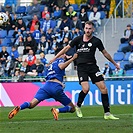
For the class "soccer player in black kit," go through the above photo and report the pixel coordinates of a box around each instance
[50,21,120,119]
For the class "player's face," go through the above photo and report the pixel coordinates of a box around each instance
[84,24,94,37]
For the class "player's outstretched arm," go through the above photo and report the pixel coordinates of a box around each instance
[59,53,78,70]
[50,45,71,64]
[101,49,120,70]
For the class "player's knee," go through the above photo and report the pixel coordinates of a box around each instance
[70,107,75,113]
[100,87,107,94]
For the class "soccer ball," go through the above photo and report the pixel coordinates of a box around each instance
[0,12,9,26]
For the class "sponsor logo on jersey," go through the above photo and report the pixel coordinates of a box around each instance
[88,43,92,47]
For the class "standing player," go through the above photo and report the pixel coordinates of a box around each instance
[8,52,77,120]
[50,21,120,120]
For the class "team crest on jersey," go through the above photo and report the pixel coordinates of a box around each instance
[88,43,92,47]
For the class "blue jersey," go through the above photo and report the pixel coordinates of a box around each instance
[46,58,65,82]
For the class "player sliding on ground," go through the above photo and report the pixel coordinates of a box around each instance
[8,52,77,120]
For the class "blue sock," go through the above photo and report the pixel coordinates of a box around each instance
[20,102,30,110]
[58,106,72,113]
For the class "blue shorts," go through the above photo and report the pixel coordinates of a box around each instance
[34,81,71,106]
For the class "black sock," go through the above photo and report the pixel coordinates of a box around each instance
[77,90,87,107]
[101,94,110,113]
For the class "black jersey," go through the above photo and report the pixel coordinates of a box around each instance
[69,35,105,65]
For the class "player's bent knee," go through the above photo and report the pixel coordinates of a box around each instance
[70,107,75,113]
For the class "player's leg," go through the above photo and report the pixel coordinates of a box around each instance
[8,84,50,119]
[51,83,75,120]
[8,98,39,119]
[95,81,119,120]
[76,69,90,118]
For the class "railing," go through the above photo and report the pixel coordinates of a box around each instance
[114,0,124,33]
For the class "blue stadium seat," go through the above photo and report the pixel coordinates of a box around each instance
[0,30,7,38]
[100,11,106,19]
[72,4,79,11]
[109,62,116,70]
[125,69,133,76]
[123,52,131,61]
[7,30,14,38]
[16,6,26,14]
[1,38,12,46]
[113,52,125,61]
[117,43,129,52]
[120,61,129,69]
[79,4,87,10]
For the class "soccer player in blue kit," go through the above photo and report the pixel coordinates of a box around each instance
[8,52,78,120]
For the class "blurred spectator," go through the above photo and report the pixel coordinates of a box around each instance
[15,57,23,71]
[11,13,18,30]
[36,59,44,76]
[13,17,26,37]
[4,56,15,76]
[99,0,111,18]
[14,29,24,46]
[122,38,133,53]
[53,6,61,20]
[61,0,71,17]
[89,5,101,34]
[32,24,41,45]
[66,6,77,20]
[42,6,50,19]
[79,7,88,28]
[10,46,19,62]
[60,26,71,42]
[23,34,37,54]
[113,62,124,76]
[18,70,26,82]
[3,0,17,13]
[71,14,83,31]
[41,14,55,34]
[25,49,36,73]
[59,16,72,30]
[71,28,83,39]
[37,35,48,54]
[101,62,113,77]
[82,0,100,11]
[12,70,20,82]
[39,52,49,76]
[27,14,41,33]
[48,35,58,54]
[22,0,41,22]
[120,24,132,43]
[124,52,133,71]
[0,62,4,77]
[47,0,58,13]
[0,46,9,66]
[1,11,13,33]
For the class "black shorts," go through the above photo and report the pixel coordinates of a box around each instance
[77,64,104,84]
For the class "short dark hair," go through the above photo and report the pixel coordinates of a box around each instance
[85,21,94,27]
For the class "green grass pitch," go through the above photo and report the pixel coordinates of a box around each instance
[0,105,133,133]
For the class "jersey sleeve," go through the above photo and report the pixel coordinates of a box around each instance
[69,36,82,48]
[97,39,105,52]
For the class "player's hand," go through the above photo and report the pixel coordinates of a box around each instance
[72,53,78,60]
[115,63,120,70]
